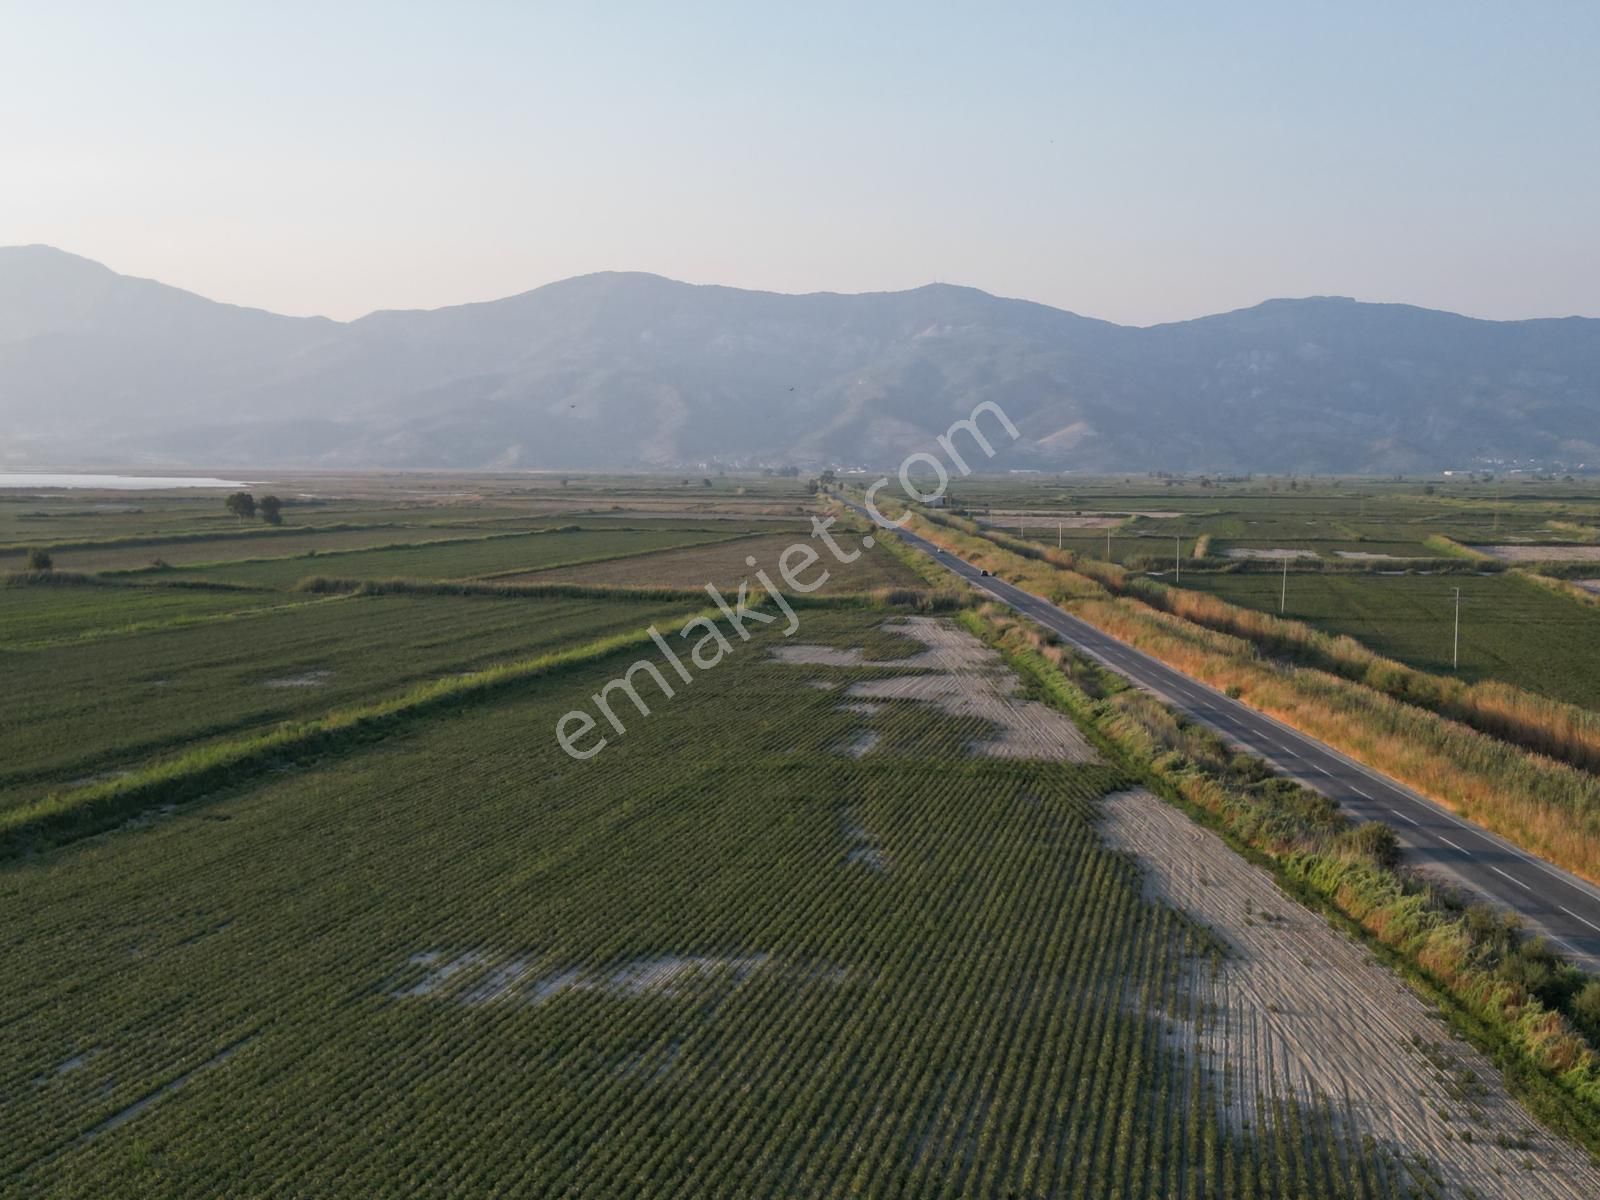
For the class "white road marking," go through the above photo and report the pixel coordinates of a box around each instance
[1438,836,1466,852]
[1559,905,1600,934]
[1388,809,1419,827]
[1490,865,1531,891]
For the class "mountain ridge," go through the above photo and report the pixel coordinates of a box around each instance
[3,245,1598,473]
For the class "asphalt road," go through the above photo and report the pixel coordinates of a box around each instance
[860,508,1600,972]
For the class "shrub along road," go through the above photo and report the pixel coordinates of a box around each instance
[850,501,1600,973]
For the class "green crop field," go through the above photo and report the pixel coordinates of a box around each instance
[0,592,700,812]
[0,582,293,647]
[1176,570,1600,709]
[10,474,1598,1196]
[0,609,1396,1198]
[141,527,754,590]
[0,526,520,574]
[956,478,1600,564]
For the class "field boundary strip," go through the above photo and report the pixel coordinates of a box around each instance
[293,574,970,611]
[464,528,770,582]
[0,593,356,651]
[0,611,715,858]
[98,526,575,578]
[0,521,407,558]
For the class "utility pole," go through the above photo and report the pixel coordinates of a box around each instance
[1106,526,1112,561]
[1057,522,1062,550]
[1453,586,1462,670]
[1175,535,1181,582]
[1280,554,1288,614]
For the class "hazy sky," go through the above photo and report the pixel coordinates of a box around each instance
[4,1,1597,324]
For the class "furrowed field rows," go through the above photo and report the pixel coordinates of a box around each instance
[502,531,927,592]
[0,593,699,812]
[0,582,296,648]
[0,611,1410,1199]
[141,527,755,589]
[0,500,253,544]
[1177,569,1600,709]
[0,526,511,574]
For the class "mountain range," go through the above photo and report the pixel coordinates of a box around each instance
[3,244,1598,474]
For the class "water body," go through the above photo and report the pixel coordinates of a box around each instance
[0,473,250,490]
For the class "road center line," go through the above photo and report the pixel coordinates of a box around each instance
[1489,865,1532,891]
[1559,905,1600,934]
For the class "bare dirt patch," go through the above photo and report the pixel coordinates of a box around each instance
[836,701,884,716]
[835,731,880,758]
[772,645,873,667]
[978,512,1124,529]
[1100,788,1600,1199]
[776,617,1099,762]
[1576,579,1600,596]
[1334,550,1407,561]
[841,809,889,872]
[1475,544,1600,563]
[394,950,781,1008]
[1224,547,1319,560]
[261,669,333,688]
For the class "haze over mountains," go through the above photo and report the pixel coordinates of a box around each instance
[3,244,1598,475]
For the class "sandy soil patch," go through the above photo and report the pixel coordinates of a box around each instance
[784,617,1099,762]
[978,513,1123,529]
[841,809,889,872]
[1335,550,1407,561]
[1100,788,1600,1198]
[1224,548,1319,560]
[395,950,778,1007]
[772,645,873,667]
[835,731,880,758]
[1476,544,1600,563]
[261,669,333,688]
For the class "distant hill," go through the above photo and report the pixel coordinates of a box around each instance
[3,245,1598,473]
